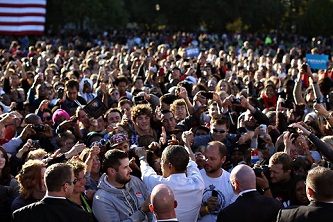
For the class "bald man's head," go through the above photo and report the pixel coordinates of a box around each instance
[150,184,177,219]
[230,164,256,194]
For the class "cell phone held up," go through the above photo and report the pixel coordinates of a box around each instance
[201,92,213,99]
[287,127,298,134]
[57,87,64,99]
[32,124,45,133]
[232,98,241,104]
[212,190,218,197]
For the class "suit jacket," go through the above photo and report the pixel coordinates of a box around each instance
[276,201,333,222]
[217,190,283,222]
[12,197,92,222]
[157,220,178,222]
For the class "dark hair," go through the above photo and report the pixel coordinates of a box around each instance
[102,149,128,172]
[56,132,76,147]
[44,163,72,192]
[114,76,128,86]
[131,104,152,120]
[162,145,189,172]
[65,79,79,91]
[319,77,333,95]
[290,175,307,205]
[211,114,230,129]
[0,147,11,185]
[105,108,122,119]
[118,99,132,108]
[159,94,177,106]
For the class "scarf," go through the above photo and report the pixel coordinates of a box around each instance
[261,93,277,108]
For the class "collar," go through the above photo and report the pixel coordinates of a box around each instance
[44,195,66,200]
[237,189,257,198]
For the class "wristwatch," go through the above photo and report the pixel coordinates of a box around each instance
[262,186,270,192]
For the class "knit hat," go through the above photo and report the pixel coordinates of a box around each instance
[52,109,70,124]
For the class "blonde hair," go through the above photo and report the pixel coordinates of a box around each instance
[26,149,47,161]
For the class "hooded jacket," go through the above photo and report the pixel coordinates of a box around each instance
[92,173,152,222]
[79,78,96,103]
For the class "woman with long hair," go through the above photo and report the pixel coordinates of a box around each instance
[11,160,46,211]
[0,147,19,220]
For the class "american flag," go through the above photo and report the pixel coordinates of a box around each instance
[0,0,46,35]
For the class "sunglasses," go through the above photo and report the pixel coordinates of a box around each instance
[212,128,226,134]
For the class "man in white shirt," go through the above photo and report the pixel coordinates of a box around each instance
[198,141,236,222]
[139,145,204,222]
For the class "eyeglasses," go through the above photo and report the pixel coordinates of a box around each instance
[212,128,226,134]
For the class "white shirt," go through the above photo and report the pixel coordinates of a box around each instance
[141,160,204,222]
[198,168,237,222]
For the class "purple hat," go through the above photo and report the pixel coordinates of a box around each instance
[52,109,70,124]
[110,133,128,148]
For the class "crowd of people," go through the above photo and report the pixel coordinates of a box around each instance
[0,30,333,222]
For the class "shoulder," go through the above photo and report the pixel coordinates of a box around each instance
[11,196,36,212]
[194,134,211,142]
[226,133,238,142]
[277,206,300,221]
[129,175,145,187]
[13,200,43,217]
[77,96,87,104]
[9,176,19,186]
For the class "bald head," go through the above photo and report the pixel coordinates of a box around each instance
[230,164,256,193]
[150,184,177,219]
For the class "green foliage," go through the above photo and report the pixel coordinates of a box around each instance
[298,0,333,36]
[44,0,333,37]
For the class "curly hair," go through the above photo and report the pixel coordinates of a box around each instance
[131,104,152,121]
[16,160,46,199]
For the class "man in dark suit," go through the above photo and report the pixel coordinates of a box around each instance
[12,163,92,222]
[149,184,179,222]
[217,164,283,222]
[276,166,333,222]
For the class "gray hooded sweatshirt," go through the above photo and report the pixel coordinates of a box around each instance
[92,173,152,222]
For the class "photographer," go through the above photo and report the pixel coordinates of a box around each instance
[289,122,333,163]
[293,63,323,116]
[56,116,83,141]
[255,152,294,207]
[250,124,276,159]
[314,102,333,135]
[26,75,48,112]
[3,60,29,95]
